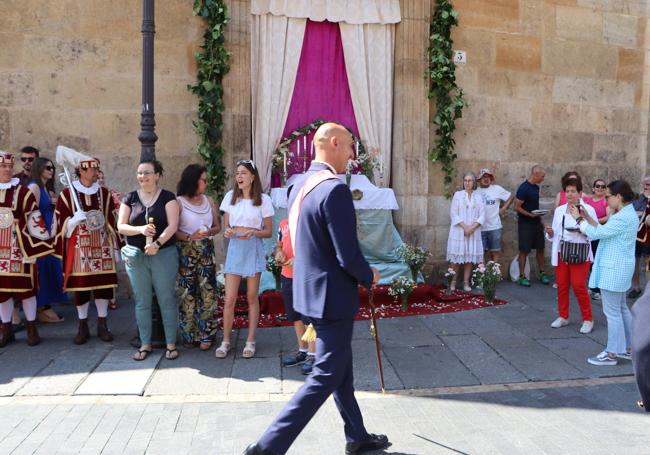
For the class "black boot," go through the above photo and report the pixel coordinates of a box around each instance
[0,322,15,347]
[96,317,113,342]
[73,319,90,345]
[26,321,41,346]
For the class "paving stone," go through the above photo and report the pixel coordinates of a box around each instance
[0,344,60,396]
[228,357,281,395]
[74,350,162,395]
[441,334,527,384]
[371,317,439,348]
[384,345,480,388]
[538,337,634,377]
[235,326,283,358]
[145,347,232,396]
[17,347,109,396]
[416,313,473,336]
[351,339,403,391]
[482,339,585,381]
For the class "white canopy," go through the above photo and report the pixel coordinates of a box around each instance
[251,0,401,25]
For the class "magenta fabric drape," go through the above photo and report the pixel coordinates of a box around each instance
[272,20,359,186]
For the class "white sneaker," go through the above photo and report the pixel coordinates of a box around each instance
[579,320,594,334]
[616,352,632,361]
[550,317,569,328]
[588,351,617,366]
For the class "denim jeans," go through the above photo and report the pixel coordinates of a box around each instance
[600,289,633,354]
[122,244,179,345]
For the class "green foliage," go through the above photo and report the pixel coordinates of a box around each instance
[428,0,465,197]
[188,0,231,200]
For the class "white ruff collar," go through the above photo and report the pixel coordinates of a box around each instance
[0,178,19,190]
[73,180,100,195]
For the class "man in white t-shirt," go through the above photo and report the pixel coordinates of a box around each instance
[475,168,514,262]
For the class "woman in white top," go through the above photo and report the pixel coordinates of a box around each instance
[175,164,221,351]
[544,178,596,334]
[446,172,485,292]
[217,160,274,359]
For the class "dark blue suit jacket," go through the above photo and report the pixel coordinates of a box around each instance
[288,162,373,320]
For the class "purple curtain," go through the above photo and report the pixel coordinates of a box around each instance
[272,20,359,186]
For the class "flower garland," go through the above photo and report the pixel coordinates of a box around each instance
[428,0,465,197]
[188,0,231,200]
[271,119,380,183]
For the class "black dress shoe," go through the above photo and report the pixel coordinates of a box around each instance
[242,442,273,455]
[345,434,389,454]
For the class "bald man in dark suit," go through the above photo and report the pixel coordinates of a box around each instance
[243,124,389,454]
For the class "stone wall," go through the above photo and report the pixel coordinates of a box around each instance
[416,0,650,278]
[2,0,649,279]
[0,0,205,193]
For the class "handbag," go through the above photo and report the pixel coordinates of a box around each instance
[559,215,589,264]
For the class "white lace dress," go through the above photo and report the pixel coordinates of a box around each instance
[446,190,485,264]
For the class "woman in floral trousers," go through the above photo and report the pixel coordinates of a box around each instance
[175,164,221,350]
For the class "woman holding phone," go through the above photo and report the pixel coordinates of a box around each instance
[544,178,596,334]
[217,160,274,359]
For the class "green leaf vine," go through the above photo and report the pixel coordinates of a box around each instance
[428,0,465,197]
[189,0,231,200]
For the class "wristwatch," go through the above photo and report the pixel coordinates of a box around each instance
[154,239,162,248]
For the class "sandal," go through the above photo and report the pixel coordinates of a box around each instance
[463,283,472,292]
[165,348,179,360]
[215,342,231,359]
[242,341,256,359]
[199,341,212,351]
[133,348,152,361]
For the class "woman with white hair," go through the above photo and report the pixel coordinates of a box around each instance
[447,172,485,291]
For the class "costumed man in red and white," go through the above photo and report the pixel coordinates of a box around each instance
[0,151,53,347]
[53,146,119,345]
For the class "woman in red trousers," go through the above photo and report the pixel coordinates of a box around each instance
[544,178,597,334]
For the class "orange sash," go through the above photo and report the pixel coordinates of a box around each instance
[288,170,338,252]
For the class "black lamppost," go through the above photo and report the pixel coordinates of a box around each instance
[139,0,157,162]
[133,0,165,348]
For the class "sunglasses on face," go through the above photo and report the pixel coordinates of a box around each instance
[45,166,54,171]
[594,184,606,189]
[21,157,35,162]
[237,159,256,170]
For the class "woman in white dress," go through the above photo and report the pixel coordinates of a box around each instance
[447,172,485,291]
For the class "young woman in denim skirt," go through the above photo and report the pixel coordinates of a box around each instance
[216,160,274,359]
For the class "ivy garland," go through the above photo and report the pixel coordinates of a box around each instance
[188,0,231,200]
[428,0,465,197]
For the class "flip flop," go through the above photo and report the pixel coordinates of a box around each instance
[133,348,152,361]
[165,348,179,360]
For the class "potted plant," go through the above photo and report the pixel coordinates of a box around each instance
[443,267,456,294]
[266,254,282,291]
[471,261,503,303]
[397,243,430,282]
[388,276,417,311]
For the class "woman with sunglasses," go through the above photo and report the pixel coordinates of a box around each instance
[584,179,610,300]
[175,164,221,351]
[118,160,181,361]
[27,158,66,323]
[216,160,274,359]
[570,180,638,366]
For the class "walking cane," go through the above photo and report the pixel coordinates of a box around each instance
[368,288,386,393]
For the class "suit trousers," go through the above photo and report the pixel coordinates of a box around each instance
[632,290,650,411]
[258,317,368,454]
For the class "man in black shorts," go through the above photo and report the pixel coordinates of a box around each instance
[514,165,550,287]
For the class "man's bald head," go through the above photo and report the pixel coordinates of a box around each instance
[313,122,354,173]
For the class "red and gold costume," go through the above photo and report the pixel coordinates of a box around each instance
[0,178,52,300]
[53,181,119,292]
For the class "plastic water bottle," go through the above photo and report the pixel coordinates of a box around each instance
[145,217,155,246]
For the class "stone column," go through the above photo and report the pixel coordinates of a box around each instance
[392,0,434,262]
